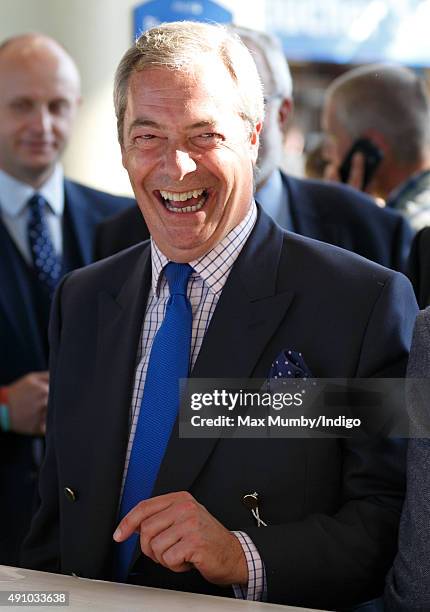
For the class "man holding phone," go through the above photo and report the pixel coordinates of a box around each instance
[322,63,430,231]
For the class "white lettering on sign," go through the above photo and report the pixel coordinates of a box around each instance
[266,0,372,38]
[171,1,204,15]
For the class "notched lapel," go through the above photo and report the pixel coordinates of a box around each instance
[63,182,94,266]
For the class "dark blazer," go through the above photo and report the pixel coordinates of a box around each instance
[0,179,134,567]
[385,307,430,611]
[94,172,413,272]
[407,226,430,308]
[23,209,418,610]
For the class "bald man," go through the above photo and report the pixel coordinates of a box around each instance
[0,34,133,566]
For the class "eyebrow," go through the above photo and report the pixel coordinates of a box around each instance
[127,118,217,136]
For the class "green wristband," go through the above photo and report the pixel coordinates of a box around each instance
[0,404,10,432]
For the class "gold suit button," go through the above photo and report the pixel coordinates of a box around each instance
[64,487,77,502]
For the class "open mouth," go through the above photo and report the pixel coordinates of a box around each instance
[158,188,209,213]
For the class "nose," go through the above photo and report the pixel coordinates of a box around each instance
[30,106,53,134]
[164,148,197,181]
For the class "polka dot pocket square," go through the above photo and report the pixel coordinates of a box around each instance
[268,350,312,379]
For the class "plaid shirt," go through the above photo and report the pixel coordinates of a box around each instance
[122,201,266,600]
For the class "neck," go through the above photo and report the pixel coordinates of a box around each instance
[1,165,56,189]
[371,157,430,200]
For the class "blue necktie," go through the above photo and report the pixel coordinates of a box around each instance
[27,194,61,297]
[115,262,193,581]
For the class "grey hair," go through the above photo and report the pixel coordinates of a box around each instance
[229,25,293,100]
[326,63,430,163]
[114,20,264,144]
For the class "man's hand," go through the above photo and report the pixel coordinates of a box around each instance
[6,372,49,435]
[324,151,366,191]
[113,491,248,586]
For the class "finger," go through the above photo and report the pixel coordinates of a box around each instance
[161,538,195,573]
[144,514,192,566]
[113,494,178,541]
[323,162,340,182]
[348,152,365,190]
[33,390,49,409]
[137,507,177,562]
[34,379,50,394]
[33,371,49,380]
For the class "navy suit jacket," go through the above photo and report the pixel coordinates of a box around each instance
[23,208,418,610]
[94,172,413,272]
[385,307,430,611]
[407,226,430,308]
[0,179,134,566]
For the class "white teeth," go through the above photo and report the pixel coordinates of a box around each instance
[160,188,204,202]
[165,197,206,213]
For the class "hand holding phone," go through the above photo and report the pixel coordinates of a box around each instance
[339,138,383,190]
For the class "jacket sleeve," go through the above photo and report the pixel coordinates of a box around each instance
[385,308,430,611]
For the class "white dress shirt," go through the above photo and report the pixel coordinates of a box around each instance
[0,165,65,261]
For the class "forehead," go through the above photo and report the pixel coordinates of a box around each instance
[125,60,242,125]
[322,97,339,131]
[241,39,274,94]
[0,44,79,101]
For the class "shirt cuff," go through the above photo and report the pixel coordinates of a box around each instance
[231,530,267,601]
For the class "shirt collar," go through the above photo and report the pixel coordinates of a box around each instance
[150,200,258,296]
[255,169,292,229]
[256,169,283,209]
[0,164,65,217]
[387,169,430,207]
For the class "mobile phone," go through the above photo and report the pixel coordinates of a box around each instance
[339,138,383,190]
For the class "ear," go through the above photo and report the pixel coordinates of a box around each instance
[120,144,128,170]
[250,120,263,163]
[362,129,388,154]
[278,98,293,135]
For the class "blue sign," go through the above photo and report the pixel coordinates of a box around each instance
[134,0,233,38]
[267,0,430,67]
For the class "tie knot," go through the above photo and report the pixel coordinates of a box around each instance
[28,193,47,214]
[164,262,193,296]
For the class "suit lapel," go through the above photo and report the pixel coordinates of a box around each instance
[152,209,295,497]
[0,220,46,365]
[284,173,327,240]
[63,181,94,266]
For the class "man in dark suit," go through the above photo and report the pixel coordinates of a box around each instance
[0,33,133,566]
[385,308,430,611]
[407,226,430,308]
[94,26,412,272]
[23,22,418,610]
